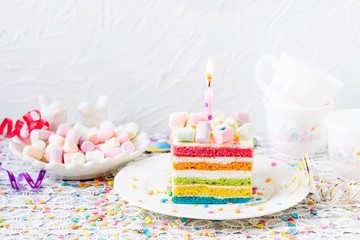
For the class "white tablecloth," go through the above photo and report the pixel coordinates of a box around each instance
[0,136,359,240]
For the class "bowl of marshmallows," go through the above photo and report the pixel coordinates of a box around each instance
[9,95,150,180]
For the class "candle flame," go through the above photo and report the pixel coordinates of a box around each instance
[207,58,213,87]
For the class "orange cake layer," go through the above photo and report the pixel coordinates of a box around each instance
[172,161,253,171]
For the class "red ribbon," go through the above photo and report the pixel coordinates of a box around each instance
[0,110,49,141]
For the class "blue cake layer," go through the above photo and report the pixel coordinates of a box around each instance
[172,196,252,204]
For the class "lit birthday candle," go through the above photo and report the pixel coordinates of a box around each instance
[204,58,213,121]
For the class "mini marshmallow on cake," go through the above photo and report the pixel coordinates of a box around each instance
[170,111,255,204]
[23,121,139,164]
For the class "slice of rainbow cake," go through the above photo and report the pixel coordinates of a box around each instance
[170,111,255,204]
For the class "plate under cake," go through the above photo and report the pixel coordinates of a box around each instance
[169,111,255,204]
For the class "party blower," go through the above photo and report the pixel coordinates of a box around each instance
[256,53,344,157]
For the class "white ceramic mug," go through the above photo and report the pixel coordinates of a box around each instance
[326,109,360,180]
[256,53,344,108]
[264,97,333,158]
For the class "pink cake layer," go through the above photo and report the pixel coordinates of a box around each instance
[172,146,254,157]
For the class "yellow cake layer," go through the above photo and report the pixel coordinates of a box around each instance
[172,185,252,197]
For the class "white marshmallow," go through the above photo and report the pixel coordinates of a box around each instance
[224,117,239,132]
[175,127,196,142]
[212,111,225,120]
[72,153,86,164]
[100,137,120,151]
[100,120,115,129]
[209,117,222,129]
[237,123,255,140]
[85,150,104,162]
[31,139,46,150]
[126,122,139,139]
[73,123,90,137]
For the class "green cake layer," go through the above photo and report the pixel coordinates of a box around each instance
[172,196,252,204]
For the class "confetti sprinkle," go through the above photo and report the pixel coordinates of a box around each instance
[257,224,264,229]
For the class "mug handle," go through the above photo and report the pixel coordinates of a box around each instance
[255,55,278,92]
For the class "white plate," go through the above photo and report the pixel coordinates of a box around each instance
[114,153,310,220]
[9,131,150,180]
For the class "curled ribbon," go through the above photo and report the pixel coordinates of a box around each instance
[313,176,360,204]
[282,155,311,193]
[282,155,360,204]
[0,162,45,190]
[0,110,49,141]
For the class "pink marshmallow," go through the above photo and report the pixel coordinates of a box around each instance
[65,129,80,144]
[81,141,95,152]
[97,126,116,143]
[103,147,123,158]
[43,145,55,162]
[187,115,203,126]
[230,112,250,126]
[30,129,51,142]
[56,124,72,137]
[212,127,234,145]
[116,132,130,144]
[64,153,77,164]
[195,121,211,143]
[78,134,88,146]
[49,146,63,163]
[94,144,102,150]
[121,141,135,153]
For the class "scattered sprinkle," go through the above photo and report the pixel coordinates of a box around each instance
[257,206,264,211]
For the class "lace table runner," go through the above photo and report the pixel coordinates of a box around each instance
[0,136,359,240]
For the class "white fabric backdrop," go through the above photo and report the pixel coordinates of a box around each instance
[1,0,360,134]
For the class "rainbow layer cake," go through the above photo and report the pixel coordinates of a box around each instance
[169,111,255,204]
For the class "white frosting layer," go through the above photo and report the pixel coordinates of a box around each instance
[172,132,254,148]
[172,170,252,179]
[172,156,253,164]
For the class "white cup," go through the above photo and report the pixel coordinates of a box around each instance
[264,97,333,158]
[256,53,344,108]
[326,109,360,180]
